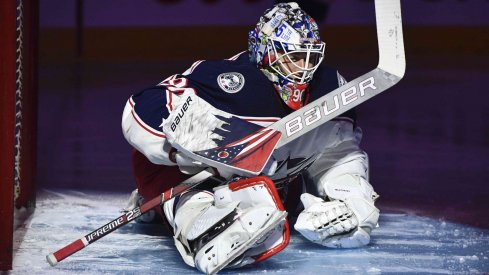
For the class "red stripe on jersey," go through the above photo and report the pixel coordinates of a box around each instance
[244,118,280,123]
[227,177,290,263]
[131,110,166,138]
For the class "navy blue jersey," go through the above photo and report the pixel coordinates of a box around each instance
[123,52,357,184]
[131,52,355,130]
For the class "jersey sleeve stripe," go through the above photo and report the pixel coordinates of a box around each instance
[166,90,174,112]
[236,115,280,122]
[157,74,177,86]
[226,51,246,61]
[131,110,166,138]
[182,60,204,75]
[242,117,280,123]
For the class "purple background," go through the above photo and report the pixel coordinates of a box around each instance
[37,0,489,228]
[40,0,489,27]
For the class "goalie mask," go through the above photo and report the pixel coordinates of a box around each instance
[249,2,325,110]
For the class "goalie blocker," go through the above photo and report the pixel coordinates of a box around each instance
[163,176,289,275]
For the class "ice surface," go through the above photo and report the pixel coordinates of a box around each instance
[8,190,489,274]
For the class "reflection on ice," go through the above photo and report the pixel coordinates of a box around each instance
[10,190,489,274]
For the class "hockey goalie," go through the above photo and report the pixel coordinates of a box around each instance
[122,2,380,274]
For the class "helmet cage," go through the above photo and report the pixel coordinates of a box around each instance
[266,38,325,84]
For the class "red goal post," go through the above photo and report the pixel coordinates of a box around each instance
[0,0,38,271]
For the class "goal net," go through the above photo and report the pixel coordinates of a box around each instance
[0,0,38,270]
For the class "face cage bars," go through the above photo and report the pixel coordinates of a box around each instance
[267,39,325,84]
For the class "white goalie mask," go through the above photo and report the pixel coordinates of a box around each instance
[266,23,325,84]
[249,2,325,110]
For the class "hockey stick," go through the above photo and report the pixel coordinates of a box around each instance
[163,0,405,177]
[271,0,405,148]
[46,168,220,266]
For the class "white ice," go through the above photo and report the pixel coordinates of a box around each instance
[7,189,489,274]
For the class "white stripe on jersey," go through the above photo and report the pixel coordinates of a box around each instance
[165,90,173,113]
[182,60,204,76]
[158,74,177,86]
[226,51,246,61]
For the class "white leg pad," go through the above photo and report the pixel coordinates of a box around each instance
[164,176,289,274]
[195,205,286,274]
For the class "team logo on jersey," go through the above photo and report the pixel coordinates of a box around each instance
[217,72,245,93]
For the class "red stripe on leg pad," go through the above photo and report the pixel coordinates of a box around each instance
[227,176,290,263]
[253,218,290,263]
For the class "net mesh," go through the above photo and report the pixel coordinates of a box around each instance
[14,0,23,203]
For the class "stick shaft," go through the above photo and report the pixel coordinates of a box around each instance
[47,168,218,266]
[163,0,405,177]
[272,0,405,148]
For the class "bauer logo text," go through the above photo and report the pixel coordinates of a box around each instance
[170,96,193,132]
[285,77,376,136]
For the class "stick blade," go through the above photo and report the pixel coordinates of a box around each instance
[375,0,405,78]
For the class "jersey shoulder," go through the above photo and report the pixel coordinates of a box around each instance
[130,86,170,131]
[309,65,357,122]
[184,52,287,119]
[130,53,285,132]
[129,53,259,131]
[186,51,267,95]
[308,65,342,101]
